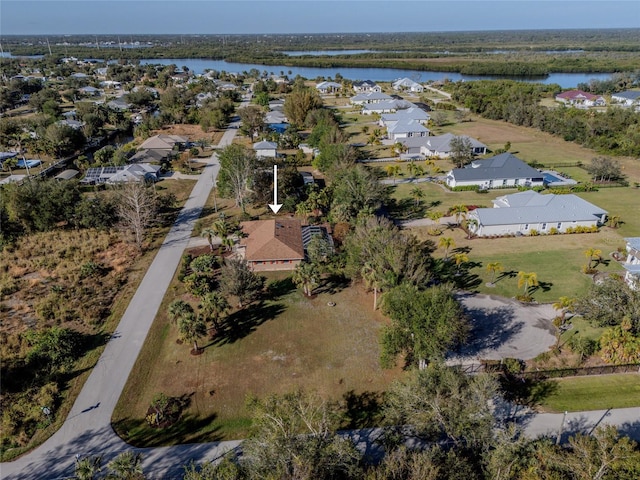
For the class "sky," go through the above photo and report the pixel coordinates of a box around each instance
[1,0,639,35]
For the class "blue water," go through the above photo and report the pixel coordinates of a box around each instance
[140,58,613,88]
[543,172,564,183]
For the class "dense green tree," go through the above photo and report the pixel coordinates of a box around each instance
[575,277,640,332]
[283,87,322,127]
[330,165,387,222]
[237,105,265,138]
[42,123,86,157]
[379,284,468,369]
[219,258,264,308]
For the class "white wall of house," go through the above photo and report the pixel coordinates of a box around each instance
[446,176,544,189]
[255,149,277,158]
[390,131,427,141]
[472,219,598,237]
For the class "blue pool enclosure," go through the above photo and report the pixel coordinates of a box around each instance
[17,159,42,169]
[542,170,577,187]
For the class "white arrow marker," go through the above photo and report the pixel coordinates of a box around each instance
[268,164,282,214]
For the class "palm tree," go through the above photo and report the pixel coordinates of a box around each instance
[75,456,102,480]
[391,142,407,158]
[296,201,312,220]
[361,262,382,310]
[107,450,144,479]
[552,296,576,325]
[413,164,425,177]
[361,125,370,135]
[465,217,479,239]
[427,210,444,223]
[517,271,539,298]
[177,312,208,353]
[450,204,468,226]
[410,187,425,207]
[292,262,320,297]
[608,215,621,228]
[406,161,418,179]
[438,236,455,260]
[221,236,235,252]
[584,247,602,270]
[385,164,401,184]
[200,227,217,252]
[453,252,469,274]
[199,291,231,330]
[212,218,231,240]
[486,261,503,285]
[167,300,193,325]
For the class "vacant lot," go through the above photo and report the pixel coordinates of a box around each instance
[113,277,402,445]
[539,374,640,412]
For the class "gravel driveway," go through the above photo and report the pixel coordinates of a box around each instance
[449,293,557,364]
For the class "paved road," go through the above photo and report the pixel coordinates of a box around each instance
[1,103,248,480]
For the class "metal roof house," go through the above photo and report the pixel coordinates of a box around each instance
[623,237,640,291]
[392,77,424,93]
[387,118,430,141]
[315,81,342,94]
[611,90,640,106]
[420,133,487,159]
[445,153,543,189]
[468,190,608,237]
[350,92,393,105]
[253,141,278,158]
[352,80,381,93]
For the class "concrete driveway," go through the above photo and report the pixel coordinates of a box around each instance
[449,293,558,364]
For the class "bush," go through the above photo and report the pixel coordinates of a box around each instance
[502,357,525,375]
[529,229,539,236]
[568,335,598,359]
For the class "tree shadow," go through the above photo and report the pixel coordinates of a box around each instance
[499,374,559,410]
[496,270,518,284]
[530,280,553,293]
[209,301,285,346]
[265,277,296,299]
[314,274,350,295]
[341,390,385,430]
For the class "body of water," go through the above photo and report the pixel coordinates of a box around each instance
[140,58,612,88]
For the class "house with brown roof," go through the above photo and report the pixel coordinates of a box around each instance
[238,219,305,271]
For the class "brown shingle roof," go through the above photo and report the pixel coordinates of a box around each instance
[240,219,304,262]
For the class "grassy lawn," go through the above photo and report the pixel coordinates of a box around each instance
[113,277,403,445]
[539,374,640,413]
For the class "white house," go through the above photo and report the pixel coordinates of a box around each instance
[316,81,342,94]
[392,77,424,93]
[387,118,430,141]
[350,92,393,105]
[623,237,640,291]
[611,90,640,107]
[379,107,430,127]
[253,141,278,158]
[420,133,487,158]
[362,99,413,115]
[352,80,381,93]
[445,153,543,189]
[555,90,606,107]
[468,190,608,237]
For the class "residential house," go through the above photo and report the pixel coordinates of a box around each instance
[468,190,608,237]
[379,107,430,127]
[79,86,102,96]
[238,218,333,271]
[106,98,131,111]
[316,81,342,94]
[57,119,85,130]
[129,149,169,164]
[420,133,487,159]
[81,164,161,185]
[445,153,544,189]
[300,171,315,185]
[350,92,393,105]
[352,80,381,93]
[392,78,424,93]
[238,219,305,271]
[253,141,278,158]
[362,99,413,115]
[54,169,80,181]
[99,80,122,89]
[387,118,430,141]
[555,90,606,107]
[623,238,640,291]
[139,134,188,152]
[611,90,640,107]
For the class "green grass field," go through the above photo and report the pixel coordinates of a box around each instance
[539,374,640,412]
[113,276,402,445]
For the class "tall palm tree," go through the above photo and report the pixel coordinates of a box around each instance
[584,248,602,270]
[517,271,539,298]
[177,312,208,353]
[385,164,401,184]
[200,227,217,252]
[221,236,235,252]
[453,252,469,274]
[450,204,469,226]
[107,450,144,480]
[167,300,193,325]
[413,164,425,177]
[486,261,503,285]
[212,218,231,240]
[465,217,479,239]
[410,187,425,207]
[361,262,383,310]
[292,262,320,297]
[406,161,417,179]
[199,291,230,330]
[552,296,576,324]
[427,210,444,223]
[438,236,455,260]
[608,215,621,228]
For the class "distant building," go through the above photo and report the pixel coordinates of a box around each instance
[445,153,543,189]
[623,238,640,291]
[555,89,605,107]
[253,141,278,159]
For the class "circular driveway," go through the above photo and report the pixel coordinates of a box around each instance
[449,293,557,364]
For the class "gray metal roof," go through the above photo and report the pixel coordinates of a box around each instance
[253,141,277,150]
[381,107,430,122]
[351,92,392,102]
[473,191,607,226]
[422,133,486,154]
[625,237,640,251]
[388,118,430,134]
[612,90,640,100]
[450,153,541,182]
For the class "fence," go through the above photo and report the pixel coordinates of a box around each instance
[519,363,640,380]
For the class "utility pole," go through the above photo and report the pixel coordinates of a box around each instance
[556,411,568,445]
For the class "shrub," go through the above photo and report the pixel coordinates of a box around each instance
[502,357,525,375]
[529,229,539,236]
[548,227,559,235]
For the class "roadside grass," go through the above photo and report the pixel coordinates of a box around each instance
[559,316,607,345]
[0,178,197,462]
[113,278,402,445]
[538,374,640,413]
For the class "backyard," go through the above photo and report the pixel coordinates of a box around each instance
[113,274,403,445]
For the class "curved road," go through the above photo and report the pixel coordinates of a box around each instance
[3,96,640,478]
